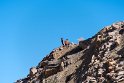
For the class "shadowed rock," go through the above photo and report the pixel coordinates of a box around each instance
[16,21,124,83]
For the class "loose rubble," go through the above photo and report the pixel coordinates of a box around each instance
[16,21,124,83]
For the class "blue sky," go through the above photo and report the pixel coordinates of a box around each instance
[0,0,124,83]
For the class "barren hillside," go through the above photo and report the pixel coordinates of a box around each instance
[16,22,124,83]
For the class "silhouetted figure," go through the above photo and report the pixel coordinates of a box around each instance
[61,38,64,46]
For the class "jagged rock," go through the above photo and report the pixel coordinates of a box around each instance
[79,40,90,49]
[29,67,37,77]
[16,21,124,83]
[44,68,60,78]
[118,71,124,75]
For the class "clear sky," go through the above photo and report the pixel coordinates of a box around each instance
[0,0,124,83]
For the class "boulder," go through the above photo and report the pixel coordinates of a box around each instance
[30,67,37,77]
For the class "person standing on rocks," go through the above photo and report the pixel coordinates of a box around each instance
[61,38,64,46]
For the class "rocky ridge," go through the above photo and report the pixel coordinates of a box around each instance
[16,22,124,83]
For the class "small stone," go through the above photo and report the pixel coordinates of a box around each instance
[116,75,123,80]
[120,61,124,65]
[118,71,124,75]
[112,23,120,29]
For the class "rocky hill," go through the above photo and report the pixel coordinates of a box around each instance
[16,22,124,83]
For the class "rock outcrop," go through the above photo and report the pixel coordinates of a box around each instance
[16,22,124,83]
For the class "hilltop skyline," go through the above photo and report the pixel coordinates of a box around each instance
[0,0,124,83]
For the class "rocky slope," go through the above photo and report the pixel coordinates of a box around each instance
[16,22,124,83]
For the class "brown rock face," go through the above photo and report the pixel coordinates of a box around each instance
[16,22,124,83]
